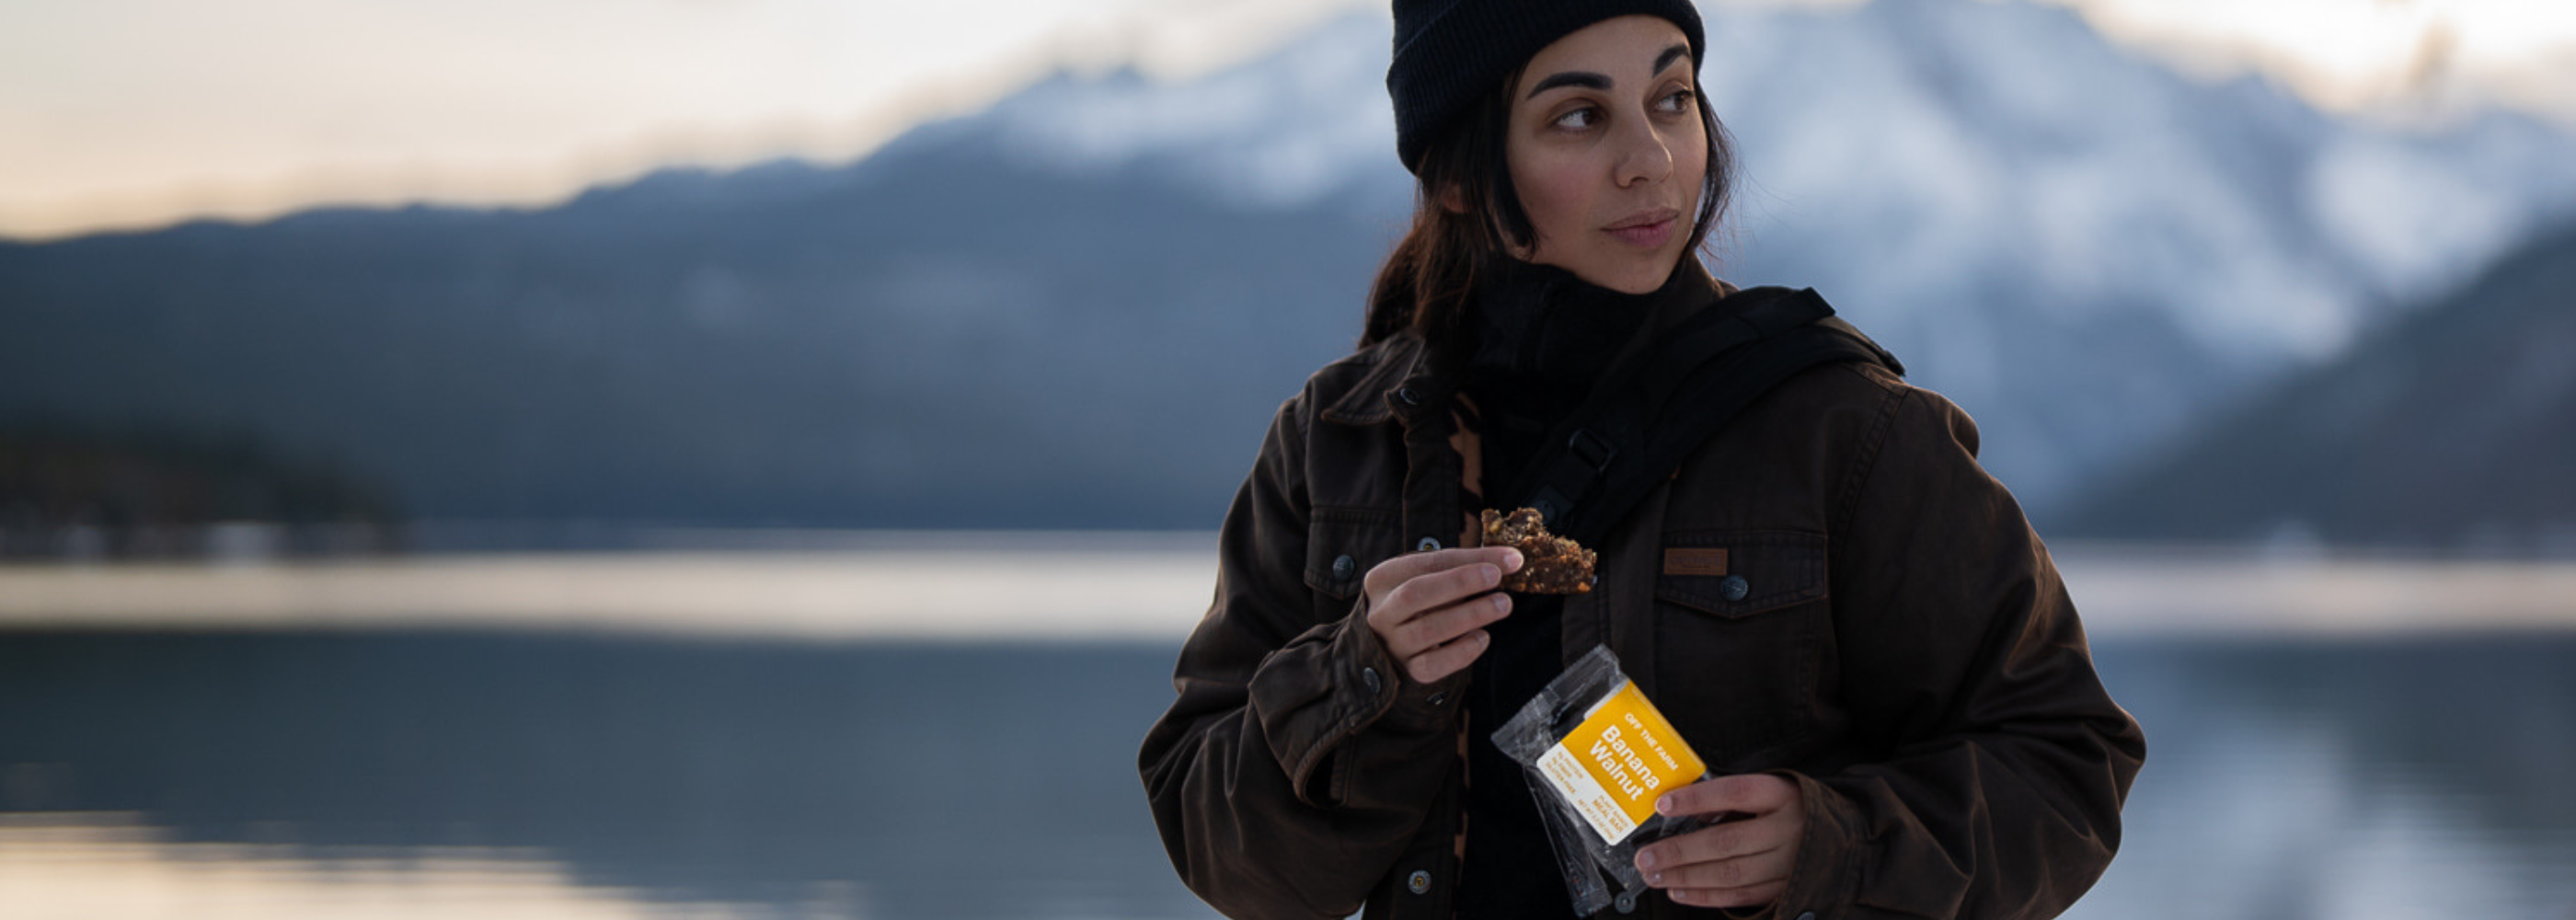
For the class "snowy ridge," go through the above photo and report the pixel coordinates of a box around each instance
[910,0,2576,506]
[1700,0,2576,355]
[11,0,2570,533]
[981,13,1405,210]
[969,0,2576,357]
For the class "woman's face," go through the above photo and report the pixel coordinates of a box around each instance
[1504,15,1708,293]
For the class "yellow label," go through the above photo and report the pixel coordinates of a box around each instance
[1534,679,1708,845]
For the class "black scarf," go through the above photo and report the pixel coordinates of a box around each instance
[1458,257,1719,507]
[1451,256,1718,919]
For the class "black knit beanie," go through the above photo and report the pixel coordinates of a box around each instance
[1387,0,1707,173]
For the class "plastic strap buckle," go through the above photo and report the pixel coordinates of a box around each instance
[1568,429,1618,473]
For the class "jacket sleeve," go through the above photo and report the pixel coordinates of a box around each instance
[1137,393,1468,920]
[1772,386,2146,919]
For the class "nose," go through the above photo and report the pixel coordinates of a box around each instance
[1615,111,1675,189]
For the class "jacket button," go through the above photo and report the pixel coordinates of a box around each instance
[1396,386,1422,407]
[1406,869,1431,894]
[1719,575,1750,602]
[1362,667,1382,696]
[1331,554,1356,580]
[1427,691,1447,707]
[1416,536,1442,552]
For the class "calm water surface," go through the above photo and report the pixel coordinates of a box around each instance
[1,631,2570,919]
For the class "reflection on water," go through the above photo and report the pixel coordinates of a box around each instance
[0,631,2570,919]
[0,637,1206,920]
[0,812,803,919]
[2077,638,2576,920]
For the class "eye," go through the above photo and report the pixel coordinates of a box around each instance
[1550,106,1602,131]
[1656,88,1696,115]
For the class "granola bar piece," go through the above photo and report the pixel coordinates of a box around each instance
[1481,507,1595,593]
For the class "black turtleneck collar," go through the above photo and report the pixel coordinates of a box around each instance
[1461,257,1717,392]
[1453,257,1719,509]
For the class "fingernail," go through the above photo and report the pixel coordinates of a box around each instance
[1490,593,1511,614]
[1504,548,1524,570]
[1482,564,1501,587]
[1636,851,1657,871]
[1657,796,1675,814]
[1650,871,1664,886]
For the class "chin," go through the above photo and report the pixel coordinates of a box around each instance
[1607,272,1663,294]
[1597,255,1678,294]
[1543,247,1684,294]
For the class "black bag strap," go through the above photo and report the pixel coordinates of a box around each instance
[1501,286,1901,548]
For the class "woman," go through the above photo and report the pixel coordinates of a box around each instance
[1139,2,2145,917]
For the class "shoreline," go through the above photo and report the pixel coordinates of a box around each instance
[0,535,2570,640]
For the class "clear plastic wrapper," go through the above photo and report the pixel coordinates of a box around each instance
[1490,644,1710,915]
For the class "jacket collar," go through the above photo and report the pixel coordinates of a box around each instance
[1318,334,1443,427]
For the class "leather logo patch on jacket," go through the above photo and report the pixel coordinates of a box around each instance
[1662,547,1730,577]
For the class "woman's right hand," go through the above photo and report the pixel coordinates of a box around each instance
[1363,546,1522,684]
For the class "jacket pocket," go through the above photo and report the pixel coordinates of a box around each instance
[1651,529,1830,761]
[1303,505,1403,604]
[1654,529,1828,617]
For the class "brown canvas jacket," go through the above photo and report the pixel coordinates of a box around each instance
[1138,288,2147,920]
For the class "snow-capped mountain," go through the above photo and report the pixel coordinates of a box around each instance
[2066,219,2576,550]
[889,0,2576,509]
[8,0,2573,534]
[967,12,1409,213]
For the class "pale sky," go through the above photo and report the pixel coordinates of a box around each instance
[2,0,2570,241]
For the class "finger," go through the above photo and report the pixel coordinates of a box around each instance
[1365,562,1498,640]
[1644,839,1795,891]
[1667,880,1787,910]
[1402,629,1489,684]
[1389,592,1512,660]
[1655,773,1798,820]
[1635,808,1798,874]
[1362,546,1523,604]
[1375,560,1508,630]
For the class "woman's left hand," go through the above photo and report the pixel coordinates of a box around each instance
[1633,774,1805,909]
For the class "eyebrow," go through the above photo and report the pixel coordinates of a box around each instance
[1653,43,1689,76]
[1524,43,1695,99]
[1524,71,1608,98]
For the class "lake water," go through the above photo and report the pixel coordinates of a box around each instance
[2,546,2572,919]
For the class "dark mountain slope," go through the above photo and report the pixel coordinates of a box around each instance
[0,155,1390,529]
[10,0,2576,535]
[2061,221,2576,551]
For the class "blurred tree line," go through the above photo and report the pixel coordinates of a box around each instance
[0,419,400,558]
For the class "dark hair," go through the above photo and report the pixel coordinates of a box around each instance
[1360,66,1736,350]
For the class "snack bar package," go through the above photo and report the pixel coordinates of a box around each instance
[1490,644,1710,915]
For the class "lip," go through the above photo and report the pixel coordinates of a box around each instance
[1603,208,1681,248]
